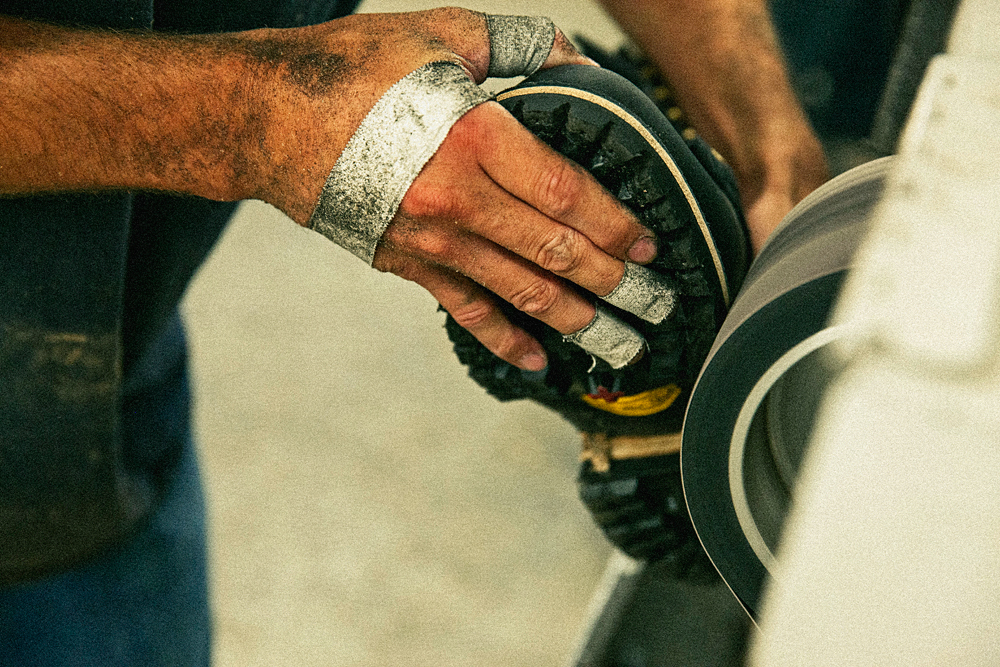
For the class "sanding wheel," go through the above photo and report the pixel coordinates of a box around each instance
[681,157,893,619]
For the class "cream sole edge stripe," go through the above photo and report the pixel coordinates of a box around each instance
[497,86,730,307]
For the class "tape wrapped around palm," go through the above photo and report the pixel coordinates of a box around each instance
[308,15,557,265]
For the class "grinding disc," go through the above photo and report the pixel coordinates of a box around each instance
[681,157,894,619]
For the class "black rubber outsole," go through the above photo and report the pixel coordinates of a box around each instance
[578,453,718,581]
[445,65,751,437]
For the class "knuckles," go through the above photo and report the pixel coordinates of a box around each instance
[400,179,467,221]
[381,208,460,263]
[535,158,584,221]
[449,300,528,367]
[386,225,456,263]
[509,278,560,317]
[410,232,456,262]
[449,299,496,330]
[487,334,524,363]
[536,228,586,274]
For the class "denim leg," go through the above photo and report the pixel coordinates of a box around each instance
[0,437,211,667]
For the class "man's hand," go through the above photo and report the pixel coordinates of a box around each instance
[0,8,660,371]
[255,10,660,372]
[376,102,658,371]
[737,121,829,250]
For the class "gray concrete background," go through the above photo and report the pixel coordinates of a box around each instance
[181,2,628,665]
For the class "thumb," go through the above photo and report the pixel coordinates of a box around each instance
[483,15,597,80]
[540,27,601,70]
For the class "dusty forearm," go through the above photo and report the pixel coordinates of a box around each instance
[598,0,828,247]
[0,11,498,223]
[599,1,787,158]
[0,16,267,202]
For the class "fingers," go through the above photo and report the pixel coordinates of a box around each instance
[541,27,600,70]
[452,184,676,325]
[451,105,676,324]
[449,194,677,330]
[379,211,654,369]
[383,102,677,365]
[481,15,596,79]
[380,210,598,336]
[378,98,676,367]
[465,191,626,305]
[469,103,658,263]
[378,234,648,371]
[743,188,793,253]
[382,255,549,372]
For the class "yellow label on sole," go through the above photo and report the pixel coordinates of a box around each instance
[580,384,682,417]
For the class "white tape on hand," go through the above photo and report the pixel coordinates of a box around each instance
[603,262,676,324]
[310,17,658,367]
[308,16,558,264]
[564,305,646,369]
[308,61,489,264]
[485,15,556,78]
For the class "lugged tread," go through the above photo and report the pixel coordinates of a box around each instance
[442,62,750,578]
[444,66,748,437]
[577,454,716,582]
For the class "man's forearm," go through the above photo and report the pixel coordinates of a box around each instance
[598,0,792,170]
[0,17,268,203]
[598,0,828,248]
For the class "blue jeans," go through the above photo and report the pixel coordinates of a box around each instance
[0,437,211,666]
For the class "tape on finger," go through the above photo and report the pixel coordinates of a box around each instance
[485,15,555,78]
[560,263,675,368]
[564,305,645,369]
[603,262,676,324]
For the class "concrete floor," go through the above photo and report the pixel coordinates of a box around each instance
[181,2,629,665]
